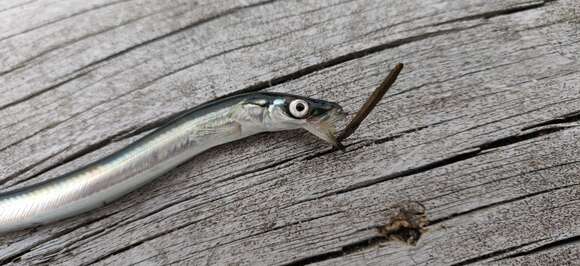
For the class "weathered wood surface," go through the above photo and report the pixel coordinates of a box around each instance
[1,0,579,264]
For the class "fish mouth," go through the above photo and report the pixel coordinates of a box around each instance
[303,107,347,147]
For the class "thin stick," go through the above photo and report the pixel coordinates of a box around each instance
[337,63,404,143]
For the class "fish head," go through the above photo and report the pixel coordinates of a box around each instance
[244,92,346,147]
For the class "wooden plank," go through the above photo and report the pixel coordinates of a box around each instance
[0,0,555,185]
[1,0,579,265]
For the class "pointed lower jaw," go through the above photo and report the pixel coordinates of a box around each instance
[303,123,340,147]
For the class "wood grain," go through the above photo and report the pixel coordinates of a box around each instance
[1,0,579,265]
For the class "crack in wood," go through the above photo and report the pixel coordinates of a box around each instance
[86,211,342,266]
[0,147,67,188]
[302,121,451,162]
[0,0,137,43]
[7,207,131,265]
[0,128,132,187]
[422,159,580,204]
[429,183,580,225]
[63,188,269,264]
[430,0,555,27]
[81,211,221,266]
[0,0,39,14]
[0,71,87,112]
[203,211,344,259]
[522,110,580,131]
[495,235,580,261]
[329,120,580,197]
[448,238,548,266]
[74,0,280,75]
[0,2,185,77]
[282,202,427,266]
[22,201,169,265]
[0,209,127,265]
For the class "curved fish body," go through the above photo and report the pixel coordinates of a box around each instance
[0,92,344,233]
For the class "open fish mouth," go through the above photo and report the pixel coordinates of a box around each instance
[303,107,347,147]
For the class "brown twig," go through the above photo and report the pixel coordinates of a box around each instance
[337,63,404,143]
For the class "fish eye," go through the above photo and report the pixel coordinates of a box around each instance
[288,99,310,118]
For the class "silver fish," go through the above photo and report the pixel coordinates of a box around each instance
[0,92,345,233]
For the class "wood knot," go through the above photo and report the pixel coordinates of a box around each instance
[379,201,428,246]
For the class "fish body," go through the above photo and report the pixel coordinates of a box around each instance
[0,92,344,233]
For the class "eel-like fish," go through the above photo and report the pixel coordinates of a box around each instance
[0,92,345,233]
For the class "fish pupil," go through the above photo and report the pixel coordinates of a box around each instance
[296,103,305,112]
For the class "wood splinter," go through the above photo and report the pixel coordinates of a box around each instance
[337,63,404,146]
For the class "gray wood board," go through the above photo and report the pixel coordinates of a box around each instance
[1,0,579,265]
